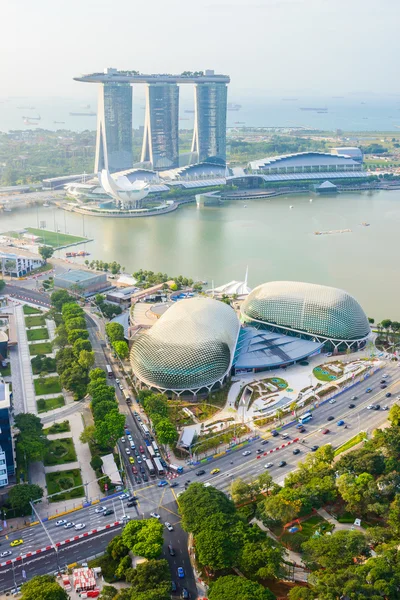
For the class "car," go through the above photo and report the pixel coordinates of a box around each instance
[337,420,345,426]
[168,543,175,556]
[210,468,220,475]
[171,581,177,592]
[298,426,306,433]
[150,512,160,519]
[329,399,336,404]
[375,405,381,410]
[386,392,392,398]
[158,480,169,487]
[282,433,290,439]
[293,448,301,455]
[139,446,144,453]
[135,476,142,484]
[311,445,319,452]
[10,540,23,547]
[165,521,174,531]
[115,378,120,384]
[0,551,12,558]
[142,473,149,482]
[129,457,134,464]
[322,428,330,435]
[125,448,131,455]
[121,437,126,443]
[383,405,389,410]
[278,461,287,467]
[75,523,85,531]
[121,514,131,521]
[265,462,273,468]
[382,374,388,379]
[366,388,372,393]
[127,500,137,507]
[177,567,185,579]
[95,506,106,514]
[184,480,191,488]
[350,396,357,401]
[327,416,334,421]
[348,404,355,409]
[137,415,142,422]
[169,481,179,488]
[63,522,74,529]
[381,384,387,389]
[380,379,386,384]
[261,439,269,445]
[196,469,206,476]
[182,589,190,599]
[242,450,251,456]
[132,466,138,474]
[103,509,114,516]
[55,519,67,527]
[137,457,142,464]
[271,430,279,437]
[130,442,135,449]
[119,493,129,500]
[127,435,133,442]
[326,352,332,357]
[367,405,374,410]
[256,448,263,454]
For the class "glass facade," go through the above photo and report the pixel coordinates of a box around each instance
[130,298,240,392]
[241,281,370,342]
[141,84,179,170]
[192,83,227,165]
[95,83,133,173]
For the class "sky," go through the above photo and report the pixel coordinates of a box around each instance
[2,0,400,100]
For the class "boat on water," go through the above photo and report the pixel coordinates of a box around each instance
[43,203,50,207]
[309,198,313,202]
[290,205,294,209]
[314,229,352,235]
[361,222,370,226]
[66,251,90,258]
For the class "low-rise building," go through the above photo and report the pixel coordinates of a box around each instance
[54,269,108,295]
[0,251,44,278]
[106,286,139,306]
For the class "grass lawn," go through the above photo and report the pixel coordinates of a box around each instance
[44,438,77,466]
[25,227,87,249]
[27,328,49,341]
[46,469,84,502]
[44,420,70,434]
[23,305,42,315]
[277,515,333,552]
[25,315,46,327]
[34,376,62,395]
[313,363,343,382]
[37,395,65,413]
[29,342,52,355]
[0,363,11,377]
[334,432,366,457]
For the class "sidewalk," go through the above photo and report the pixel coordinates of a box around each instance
[14,304,37,415]
[316,508,366,532]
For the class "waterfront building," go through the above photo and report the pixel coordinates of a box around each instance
[249,151,363,175]
[191,81,228,165]
[331,147,363,162]
[95,80,133,173]
[0,382,14,486]
[0,251,44,278]
[141,84,179,170]
[54,270,108,295]
[241,281,370,352]
[130,297,240,396]
[99,169,149,210]
[74,68,230,171]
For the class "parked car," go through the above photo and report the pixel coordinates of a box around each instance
[322,429,330,435]
[327,416,334,421]
[165,522,174,531]
[150,512,160,519]
[337,420,345,426]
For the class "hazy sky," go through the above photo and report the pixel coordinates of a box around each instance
[2,0,400,99]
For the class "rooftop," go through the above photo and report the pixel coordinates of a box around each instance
[249,151,360,170]
[74,68,230,85]
[55,269,103,283]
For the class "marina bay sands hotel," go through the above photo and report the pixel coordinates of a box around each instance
[74,68,230,172]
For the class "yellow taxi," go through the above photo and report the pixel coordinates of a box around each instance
[10,539,23,547]
[129,457,135,464]
[210,468,220,475]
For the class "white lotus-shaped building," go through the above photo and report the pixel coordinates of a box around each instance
[99,169,149,210]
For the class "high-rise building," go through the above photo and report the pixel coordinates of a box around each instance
[141,84,179,170]
[0,382,14,486]
[95,81,133,173]
[191,82,228,165]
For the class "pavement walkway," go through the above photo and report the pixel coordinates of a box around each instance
[316,508,366,532]
[14,304,37,414]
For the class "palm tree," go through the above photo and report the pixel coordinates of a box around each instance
[289,401,298,417]
[275,408,284,424]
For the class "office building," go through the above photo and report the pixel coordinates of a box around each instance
[95,80,133,173]
[141,84,179,170]
[0,383,14,486]
[191,82,228,165]
[0,251,44,278]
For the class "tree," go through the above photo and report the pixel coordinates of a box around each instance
[105,322,125,343]
[335,446,385,477]
[290,401,298,417]
[264,493,301,524]
[287,588,315,600]
[107,534,129,561]
[9,483,43,515]
[388,495,400,535]
[388,404,400,427]
[21,575,68,600]
[60,365,88,399]
[91,384,116,405]
[15,413,47,464]
[208,575,276,600]
[230,478,254,504]
[89,368,107,382]
[67,328,89,344]
[196,513,242,570]
[368,317,375,325]
[112,340,129,359]
[62,302,84,319]
[78,349,95,370]
[178,483,236,535]
[73,338,93,355]
[239,537,284,580]
[64,316,86,331]
[143,394,169,419]
[53,323,68,347]
[125,558,170,592]
[99,586,118,600]
[154,418,178,445]
[95,411,126,448]
[122,519,164,559]
[50,290,73,312]
[93,400,119,423]
[80,425,97,444]
[38,246,54,263]
[337,472,378,515]
[301,530,369,570]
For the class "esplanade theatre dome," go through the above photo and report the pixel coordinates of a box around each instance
[241,281,370,344]
[130,297,240,394]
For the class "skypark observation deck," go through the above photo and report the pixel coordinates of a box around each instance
[74,71,230,85]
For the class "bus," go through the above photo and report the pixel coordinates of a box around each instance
[106,365,113,378]
[152,441,160,456]
[122,389,131,404]
[148,446,156,459]
[141,423,150,437]
[153,457,165,476]
[145,459,156,477]
[169,463,184,474]
[299,412,313,424]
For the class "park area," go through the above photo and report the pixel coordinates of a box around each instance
[34,375,62,395]
[45,469,84,502]
[313,362,344,382]
[271,514,334,552]
[5,227,88,249]
[29,342,52,355]
[25,314,46,327]
[37,395,65,413]
[27,327,49,341]
[44,438,77,466]
[23,305,42,315]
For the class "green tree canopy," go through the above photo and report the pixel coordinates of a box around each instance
[50,290,74,312]
[21,574,68,600]
[287,588,315,600]
[15,413,47,464]
[93,400,119,423]
[67,328,89,344]
[89,368,107,382]
[91,384,116,406]
[60,364,89,399]
[239,537,284,580]
[121,519,164,559]
[301,530,370,570]
[95,411,125,448]
[106,322,125,343]
[38,246,54,262]
[208,575,276,600]
[154,418,178,445]
[178,482,236,535]
[8,483,43,515]
[125,558,170,593]
[78,349,95,370]
[143,394,169,419]
[73,337,93,354]
[196,513,243,570]
[64,316,86,331]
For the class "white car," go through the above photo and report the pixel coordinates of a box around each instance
[115,378,120,384]
[382,374,388,379]
[165,521,174,531]
[121,514,131,521]
[367,405,374,410]
[0,551,12,558]
[118,493,129,500]
[350,396,357,401]
[265,463,273,468]
[95,506,106,514]
[329,399,336,404]
[242,450,251,456]
[121,437,126,444]
[64,522,74,529]
[397,396,400,400]
[150,512,161,519]
[125,448,131,455]
[75,523,85,531]
[127,435,133,442]
[55,519,67,527]
[282,433,290,439]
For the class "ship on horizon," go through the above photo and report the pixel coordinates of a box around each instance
[69,112,96,116]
